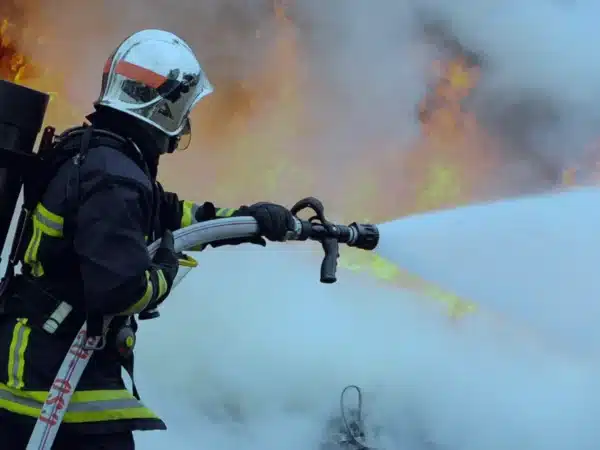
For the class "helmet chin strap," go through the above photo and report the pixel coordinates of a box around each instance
[177,129,192,151]
[166,136,179,154]
[169,117,191,153]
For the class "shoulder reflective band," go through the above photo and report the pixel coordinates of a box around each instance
[27,216,261,450]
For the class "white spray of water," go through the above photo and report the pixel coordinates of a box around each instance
[376,187,600,355]
[132,191,600,450]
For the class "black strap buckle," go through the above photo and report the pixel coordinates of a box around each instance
[82,315,107,350]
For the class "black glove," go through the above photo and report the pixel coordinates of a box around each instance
[150,229,179,304]
[208,202,295,248]
[239,202,295,242]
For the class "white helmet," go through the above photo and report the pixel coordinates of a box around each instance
[95,29,213,137]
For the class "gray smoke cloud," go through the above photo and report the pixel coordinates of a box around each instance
[24,0,600,203]
[416,0,600,181]
[293,0,600,190]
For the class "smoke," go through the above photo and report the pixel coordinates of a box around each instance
[292,0,600,193]
[13,0,600,206]
[290,0,431,159]
[416,0,600,169]
[132,244,600,450]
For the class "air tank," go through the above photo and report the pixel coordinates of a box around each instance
[0,79,49,259]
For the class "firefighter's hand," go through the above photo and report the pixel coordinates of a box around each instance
[238,202,295,242]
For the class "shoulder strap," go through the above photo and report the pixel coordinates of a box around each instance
[0,125,120,296]
[0,126,57,300]
[62,126,94,238]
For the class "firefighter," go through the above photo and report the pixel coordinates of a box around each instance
[0,29,295,449]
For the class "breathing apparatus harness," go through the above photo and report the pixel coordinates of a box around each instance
[0,123,158,398]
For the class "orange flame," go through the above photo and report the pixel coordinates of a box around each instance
[0,4,509,315]
[0,17,38,82]
[181,0,313,205]
[0,10,84,132]
[338,52,500,313]
[410,55,498,212]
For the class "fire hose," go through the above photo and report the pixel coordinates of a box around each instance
[26,196,379,449]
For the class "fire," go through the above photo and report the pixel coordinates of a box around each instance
[419,57,480,135]
[0,10,83,132]
[192,4,494,316]
[0,17,38,82]
[182,0,313,206]
[0,4,502,317]
[337,52,493,317]
[410,55,499,212]
[332,50,502,228]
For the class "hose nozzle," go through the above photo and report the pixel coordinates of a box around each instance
[348,223,379,250]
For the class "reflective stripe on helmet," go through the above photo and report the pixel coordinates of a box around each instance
[104,60,167,90]
[96,29,213,136]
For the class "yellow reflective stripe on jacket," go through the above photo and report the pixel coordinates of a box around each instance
[6,319,30,390]
[216,207,236,217]
[23,203,64,277]
[156,270,168,299]
[119,269,168,315]
[180,200,197,228]
[0,383,160,423]
[120,271,153,315]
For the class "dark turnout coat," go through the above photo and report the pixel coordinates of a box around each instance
[0,126,238,435]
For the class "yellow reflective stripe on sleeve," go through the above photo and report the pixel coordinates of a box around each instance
[120,271,153,315]
[0,383,160,423]
[23,224,42,276]
[6,319,30,390]
[216,207,236,217]
[23,203,64,277]
[156,270,168,299]
[180,200,197,228]
[34,203,64,237]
